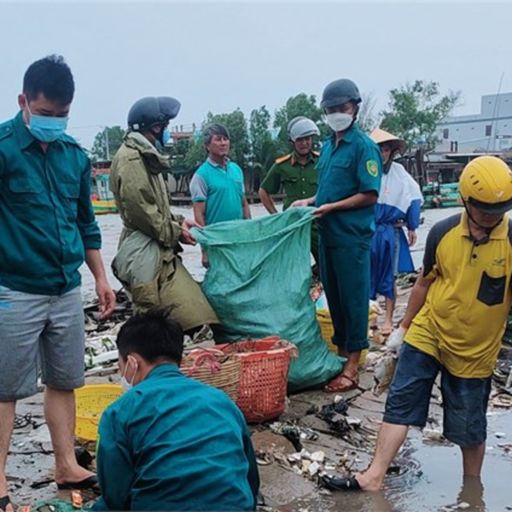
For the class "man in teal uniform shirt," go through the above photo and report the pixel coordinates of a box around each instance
[0,55,115,511]
[93,309,259,511]
[293,79,382,392]
[259,116,321,264]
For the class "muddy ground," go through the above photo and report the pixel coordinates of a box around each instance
[7,285,512,511]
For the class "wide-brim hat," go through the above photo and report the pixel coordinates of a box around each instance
[370,128,406,155]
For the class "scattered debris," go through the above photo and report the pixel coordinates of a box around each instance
[75,447,93,469]
[346,417,362,428]
[498,443,512,454]
[310,451,325,463]
[307,461,320,477]
[372,352,398,396]
[395,272,418,289]
[422,428,445,443]
[491,394,512,408]
[316,399,351,436]
[253,430,296,453]
[71,490,83,509]
[14,413,39,430]
[268,422,318,449]
[9,276,512,509]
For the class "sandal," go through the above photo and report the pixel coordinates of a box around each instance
[56,475,99,491]
[324,373,359,393]
[321,475,362,491]
[0,496,12,512]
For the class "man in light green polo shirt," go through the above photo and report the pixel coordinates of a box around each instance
[190,123,251,225]
[190,123,251,266]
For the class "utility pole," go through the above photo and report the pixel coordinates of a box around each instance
[104,128,110,161]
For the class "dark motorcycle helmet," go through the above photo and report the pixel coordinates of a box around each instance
[320,79,361,109]
[127,96,181,131]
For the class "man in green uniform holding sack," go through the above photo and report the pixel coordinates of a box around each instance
[110,96,218,334]
[259,116,320,264]
[293,79,382,392]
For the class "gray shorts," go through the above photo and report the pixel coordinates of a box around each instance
[0,285,85,401]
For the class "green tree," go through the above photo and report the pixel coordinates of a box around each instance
[273,93,325,153]
[166,138,196,193]
[90,126,125,162]
[380,80,460,150]
[248,106,277,190]
[167,138,192,169]
[183,136,207,172]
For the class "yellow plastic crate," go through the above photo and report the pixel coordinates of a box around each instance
[317,310,368,367]
[75,384,123,441]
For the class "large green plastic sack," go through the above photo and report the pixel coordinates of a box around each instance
[192,207,344,392]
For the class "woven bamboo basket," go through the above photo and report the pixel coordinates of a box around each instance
[181,348,241,402]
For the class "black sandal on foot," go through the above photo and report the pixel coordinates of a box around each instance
[321,474,362,491]
[56,475,99,491]
[0,495,11,512]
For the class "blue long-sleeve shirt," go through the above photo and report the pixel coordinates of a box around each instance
[0,112,101,295]
[93,363,259,511]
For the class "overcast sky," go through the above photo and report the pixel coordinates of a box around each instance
[1,0,512,148]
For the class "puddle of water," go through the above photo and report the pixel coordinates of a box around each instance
[286,411,512,512]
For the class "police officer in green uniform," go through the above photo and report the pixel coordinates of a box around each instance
[292,79,382,393]
[259,116,320,264]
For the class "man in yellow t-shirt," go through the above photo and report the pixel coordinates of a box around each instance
[322,156,512,492]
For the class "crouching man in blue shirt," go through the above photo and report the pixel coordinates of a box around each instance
[93,309,259,511]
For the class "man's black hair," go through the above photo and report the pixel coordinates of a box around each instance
[116,308,184,365]
[203,123,230,145]
[23,54,75,104]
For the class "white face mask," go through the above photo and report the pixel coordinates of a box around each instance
[120,357,138,392]
[120,375,133,392]
[325,112,353,132]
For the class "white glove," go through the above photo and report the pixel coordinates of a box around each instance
[386,326,407,353]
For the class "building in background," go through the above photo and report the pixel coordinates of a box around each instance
[436,92,512,153]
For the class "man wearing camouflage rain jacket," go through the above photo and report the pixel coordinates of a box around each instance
[110,96,218,333]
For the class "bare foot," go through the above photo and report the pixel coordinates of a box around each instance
[354,471,384,492]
